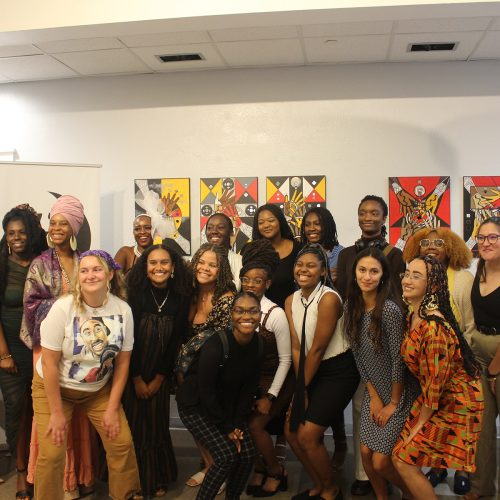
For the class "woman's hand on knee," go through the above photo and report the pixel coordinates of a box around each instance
[102,408,121,440]
[46,411,67,446]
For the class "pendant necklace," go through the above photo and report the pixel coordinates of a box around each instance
[151,287,170,313]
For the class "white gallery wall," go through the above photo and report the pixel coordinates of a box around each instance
[1,59,500,255]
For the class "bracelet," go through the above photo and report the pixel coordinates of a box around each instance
[389,399,399,406]
[486,369,499,380]
[0,353,12,361]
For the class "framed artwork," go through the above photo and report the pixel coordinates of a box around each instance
[134,177,191,256]
[266,176,326,238]
[463,176,500,252]
[388,176,450,250]
[200,177,258,252]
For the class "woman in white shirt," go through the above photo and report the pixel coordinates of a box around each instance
[32,250,141,500]
[285,244,359,500]
[241,239,293,497]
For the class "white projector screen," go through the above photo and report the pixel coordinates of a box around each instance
[0,161,101,250]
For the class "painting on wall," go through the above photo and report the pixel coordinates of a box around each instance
[200,177,258,252]
[388,176,451,250]
[134,177,191,256]
[266,176,326,238]
[463,176,500,253]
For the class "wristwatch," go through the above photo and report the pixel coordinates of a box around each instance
[265,393,276,402]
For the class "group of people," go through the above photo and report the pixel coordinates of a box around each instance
[0,193,498,500]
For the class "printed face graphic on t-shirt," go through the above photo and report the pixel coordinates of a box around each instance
[69,314,124,383]
[80,318,109,358]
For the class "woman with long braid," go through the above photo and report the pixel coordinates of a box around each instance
[392,256,484,500]
[240,239,294,497]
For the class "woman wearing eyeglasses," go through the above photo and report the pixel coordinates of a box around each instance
[392,256,483,500]
[466,216,500,500]
[403,227,476,494]
[240,240,293,497]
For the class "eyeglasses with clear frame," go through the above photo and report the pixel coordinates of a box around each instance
[476,234,500,245]
[241,277,265,286]
[399,271,426,281]
[419,239,445,248]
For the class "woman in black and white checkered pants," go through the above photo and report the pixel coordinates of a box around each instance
[176,291,264,499]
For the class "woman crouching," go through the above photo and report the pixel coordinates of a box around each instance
[176,291,264,500]
[32,250,141,500]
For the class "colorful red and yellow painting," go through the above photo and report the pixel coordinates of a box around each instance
[389,176,450,250]
[463,176,500,253]
[266,176,326,238]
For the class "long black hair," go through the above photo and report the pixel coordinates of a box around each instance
[300,206,339,250]
[476,216,500,283]
[189,243,236,304]
[252,204,294,241]
[0,205,47,296]
[412,255,480,378]
[344,248,397,352]
[127,243,190,304]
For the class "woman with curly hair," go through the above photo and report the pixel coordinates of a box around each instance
[345,248,418,500]
[182,242,236,490]
[466,216,500,500]
[122,243,190,497]
[403,227,476,493]
[392,255,484,500]
[252,204,301,308]
[0,204,46,499]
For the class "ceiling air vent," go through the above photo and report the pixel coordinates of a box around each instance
[409,42,457,52]
[156,53,204,63]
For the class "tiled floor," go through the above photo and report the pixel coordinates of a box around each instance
[0,425,472,499]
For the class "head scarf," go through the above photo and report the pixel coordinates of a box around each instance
[79,250,121,271]
[50,195,84,236]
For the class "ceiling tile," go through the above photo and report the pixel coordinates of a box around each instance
[470,31,500,59]
[489,17,500,30]
[301,21,393,37]
[216,39,303,67]
[120,31,211,47]
[209,25,297,42]
[53,49,149,75]
[0,54,76,81]
[395,17,491,34]
[389,31,484,61]
[36,37,123,53]
[304,35,390,63]
[0,45,43,57]
[131,43,225,71]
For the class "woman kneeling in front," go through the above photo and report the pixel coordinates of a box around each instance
[32,250,141,500]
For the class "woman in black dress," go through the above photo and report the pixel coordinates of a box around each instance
[123,243,190,497]
[251,204,301,309]
[0,204,46,498]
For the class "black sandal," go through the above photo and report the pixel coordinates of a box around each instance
[253,466,288,497]
[15,468,33,500]
[246,468,267,496]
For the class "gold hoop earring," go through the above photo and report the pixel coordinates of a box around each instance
[46,234,55,248]
[70,235,78,251]
[426,293,439,311]
[402,295,409,306]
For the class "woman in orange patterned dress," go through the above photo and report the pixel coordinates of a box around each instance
[392,255,484,500]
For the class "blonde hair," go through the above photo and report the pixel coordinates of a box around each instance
[74,255,126,312]
[403,227,472,270]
